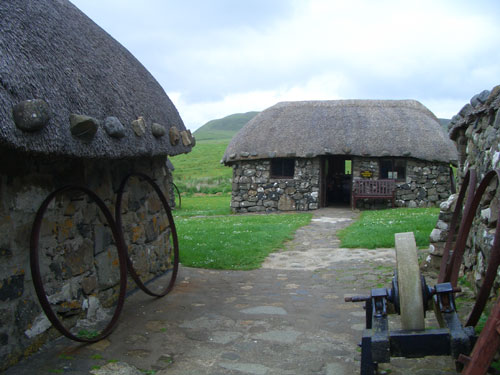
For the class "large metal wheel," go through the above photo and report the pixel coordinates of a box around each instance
[115,172,179,297]
[395,232,425,330]
[30,186,128,342]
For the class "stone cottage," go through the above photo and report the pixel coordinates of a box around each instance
[427,85,500,291]
[222,100,457,212]
[0,0,193,369]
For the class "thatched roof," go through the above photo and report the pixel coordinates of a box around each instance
[0,0,193,159]
[223,100,457,164]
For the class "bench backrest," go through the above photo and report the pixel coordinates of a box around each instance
[353,179,396,196]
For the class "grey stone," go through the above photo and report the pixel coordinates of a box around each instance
[408,200,417,208]
[436,220,448,231]
[0,274,24,301]
[104,116,126,138]
[458,103,473,118]
[470,89,490,107]
[240,306,287,315]
[430,228,443,242]
[494,110,500,130]
[90,362,143,375]
[24,313,51,338]
[218,362,270,375]
[278,195,296,211]
[169,126,180,145]
[12,99,51,132]
[221,352,240,360]
[180,130,191,146]
[252,329,301,343]
[95,249,121,289]
[82,275,97,295]
[70,113,99,140]
[131,116,146,136]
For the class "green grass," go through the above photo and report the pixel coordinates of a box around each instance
[337,207,439,248]
[77,329,99,340]
[173,194,231,217]
[171,140,232,195]
[192,130,239,142]
[177,213,312,270]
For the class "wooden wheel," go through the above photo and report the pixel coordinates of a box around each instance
[395,232,425,330]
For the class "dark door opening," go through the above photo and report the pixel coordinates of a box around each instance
[321,156,352,206]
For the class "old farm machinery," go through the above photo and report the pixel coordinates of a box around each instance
[347,169,500,374]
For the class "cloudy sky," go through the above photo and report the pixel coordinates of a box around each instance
[71,0,500,132]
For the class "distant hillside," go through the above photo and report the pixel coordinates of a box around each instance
[438,118,451,135]
[193,111,259,141]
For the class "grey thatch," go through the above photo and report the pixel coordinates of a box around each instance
[0,0,191,159]
[223,100,457,164]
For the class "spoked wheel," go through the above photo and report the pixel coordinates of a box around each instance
[395,232,425,330]
[30,186,128,342]
[115,172,179,297]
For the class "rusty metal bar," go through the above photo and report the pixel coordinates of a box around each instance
[461,294,500,375]
[30,185,128,343]
[439,169,477,284]
[173,182,182,209]
[464,170,500,327]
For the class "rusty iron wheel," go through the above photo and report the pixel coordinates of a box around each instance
[438,169,477,284]
[115,172,179,297]
[457,170,500,327]
[30,185,128,342]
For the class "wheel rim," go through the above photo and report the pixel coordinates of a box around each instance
[115,172,179,297]
[30,185,128,342]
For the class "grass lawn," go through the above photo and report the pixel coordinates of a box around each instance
[176,213,312,270]
[170,140,232,194]
[173,194,232,217]
[337,207,439,249]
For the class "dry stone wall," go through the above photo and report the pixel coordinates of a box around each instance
[427,85,500,293]
[0,153,175,370]
[230,158,321,212]
[230,156,452,212]
[352,157,452,209]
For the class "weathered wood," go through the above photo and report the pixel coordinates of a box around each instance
[352,179,396,209]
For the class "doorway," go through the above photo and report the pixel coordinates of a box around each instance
[320,156,352,207]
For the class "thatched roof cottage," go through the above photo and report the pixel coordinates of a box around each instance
[223,100,457,212]
[0,0,192,368]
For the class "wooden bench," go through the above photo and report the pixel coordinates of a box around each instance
[351,179,396,209]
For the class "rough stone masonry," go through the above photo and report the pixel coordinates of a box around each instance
[427,85,500,293]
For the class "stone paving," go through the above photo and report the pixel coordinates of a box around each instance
[3,207,458,375]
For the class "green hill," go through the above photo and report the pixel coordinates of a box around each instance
[193,111,259,141]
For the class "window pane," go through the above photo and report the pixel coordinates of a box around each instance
[394,159,406,180]
[271,158,294,178]
[379,159,392,179]
[271,160,282,176]
[283,159,294,177]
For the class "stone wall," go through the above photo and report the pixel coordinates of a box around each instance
[427,85,500,293]
[230,156,452,212]
[352,157,452,209]
[0,152,175,370]
[230,158,321,213]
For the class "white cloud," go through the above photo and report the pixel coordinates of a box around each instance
[71,0,500,129]
[172,72,348,131]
